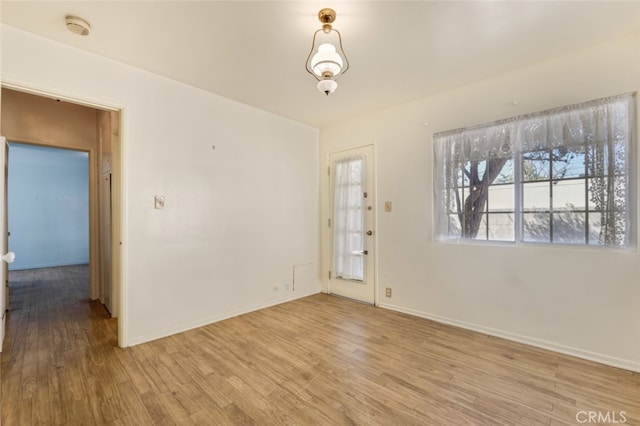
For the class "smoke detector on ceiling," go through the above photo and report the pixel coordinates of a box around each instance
[65,15,91,36]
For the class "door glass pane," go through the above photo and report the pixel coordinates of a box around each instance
[332,156,365,281]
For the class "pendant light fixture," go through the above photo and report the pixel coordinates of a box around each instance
[305,8,349,96]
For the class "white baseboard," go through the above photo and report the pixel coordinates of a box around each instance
[126,287,321,347]
[378,302,640,373]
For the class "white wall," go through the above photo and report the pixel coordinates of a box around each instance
[1,25,319,346]
[320,32,640,371]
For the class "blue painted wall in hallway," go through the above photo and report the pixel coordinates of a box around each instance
[8,143,89,270]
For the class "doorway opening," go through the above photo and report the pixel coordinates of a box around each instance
[6,143,95,319]
[0,86,123,346]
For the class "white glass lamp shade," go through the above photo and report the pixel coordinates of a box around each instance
[311,43,343,78]
[317,79,338,95]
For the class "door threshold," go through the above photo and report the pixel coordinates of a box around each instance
[328,293,375,306]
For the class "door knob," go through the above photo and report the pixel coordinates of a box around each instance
[366,230,373,236]
[1,252,15,264]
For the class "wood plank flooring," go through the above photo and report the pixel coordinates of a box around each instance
[1,265,639,425]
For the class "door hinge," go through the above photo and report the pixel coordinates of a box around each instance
[328,166,330,175]
[328,270,332,279]
[328,218,331,227]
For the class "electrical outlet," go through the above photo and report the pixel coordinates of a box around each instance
[385,287,392,298]
[273,285,279,292]
[285,283,290,290]
[384,201,392,212]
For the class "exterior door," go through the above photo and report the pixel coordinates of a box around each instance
[328,145,376,304]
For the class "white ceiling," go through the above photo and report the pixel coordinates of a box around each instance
[2,1,640,127]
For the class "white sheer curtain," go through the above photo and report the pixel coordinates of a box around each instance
[434,93,634,245]
[333,156,365,280]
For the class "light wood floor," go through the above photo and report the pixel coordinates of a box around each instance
[1,265,639,425]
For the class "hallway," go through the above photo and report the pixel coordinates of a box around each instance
[1,265,117,424]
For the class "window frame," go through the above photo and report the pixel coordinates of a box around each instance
[433,93,636,249]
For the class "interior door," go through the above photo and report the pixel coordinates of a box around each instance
[0,138,9,350]
[328,145,376,304]
[101,172,112,314]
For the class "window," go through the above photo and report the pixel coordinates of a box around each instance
[332,156,365,280]
[434,93,635,247]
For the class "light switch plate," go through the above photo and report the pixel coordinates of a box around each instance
[154,195,165,209]
[384,201,392,212]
